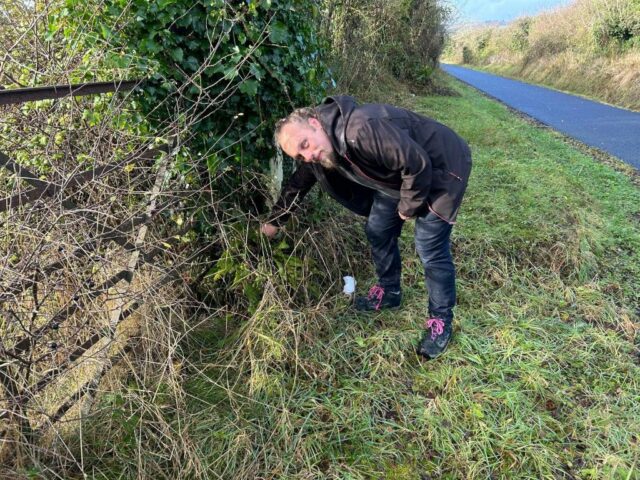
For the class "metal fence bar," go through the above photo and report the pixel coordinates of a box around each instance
[0,149,170,293]
[0,151,50,189]
[33,340,137,438]
[20,332,105,401]
[0,226,197,438]
[6,270,130,358]
[0,147,162,213]
[0,79,186,454]
[26,149,172,432]
[0,80,141,106]
[0,202,176,303]
[11,224,192,400]
[5,208,187,355]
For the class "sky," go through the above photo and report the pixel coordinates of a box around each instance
[448,0,571,25]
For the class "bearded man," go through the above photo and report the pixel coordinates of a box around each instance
[261,96,472,359]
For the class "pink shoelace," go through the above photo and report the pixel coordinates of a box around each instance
[368,284,385,310]
[425,318,445,340]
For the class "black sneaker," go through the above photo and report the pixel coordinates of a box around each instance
[354,284,402,311]
[416,317,452,359]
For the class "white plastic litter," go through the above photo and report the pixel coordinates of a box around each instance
[343,276,356,295]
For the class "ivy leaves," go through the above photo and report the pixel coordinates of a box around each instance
[60,0,329,181]
[269,21,290,44]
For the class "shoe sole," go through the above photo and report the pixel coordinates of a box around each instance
[416,346,447,360]
[354,304,402,313]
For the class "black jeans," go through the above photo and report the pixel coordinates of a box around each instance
[364,192,456,321]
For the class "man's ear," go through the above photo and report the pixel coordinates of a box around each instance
[308,117,321,130]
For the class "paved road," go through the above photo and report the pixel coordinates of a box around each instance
[441,64,640,170]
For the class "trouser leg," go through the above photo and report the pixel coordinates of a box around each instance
[414,212,456,321]
[364,192,404,290]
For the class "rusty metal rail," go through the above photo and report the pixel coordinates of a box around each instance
[0,80,141,106]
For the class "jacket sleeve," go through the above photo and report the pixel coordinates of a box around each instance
[268,162,317,226]
[355,119,432,218]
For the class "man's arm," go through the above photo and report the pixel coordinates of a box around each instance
[355,118,432,218]
[262,162,317,236]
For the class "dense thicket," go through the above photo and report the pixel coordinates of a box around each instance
[37,0,452,212]
[51,1,329,185]
[323,0,450,95]
[2,0,453,331]
[48,0,451,175]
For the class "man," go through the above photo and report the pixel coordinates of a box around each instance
[261,96,472,359]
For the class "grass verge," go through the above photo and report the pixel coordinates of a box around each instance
[178,76,640,479]
[79,75,640,479]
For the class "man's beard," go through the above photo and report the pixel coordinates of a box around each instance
[317,150,338,170]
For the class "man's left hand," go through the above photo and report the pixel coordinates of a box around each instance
[398,212,412,221]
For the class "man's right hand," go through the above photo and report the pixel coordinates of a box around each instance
[260,222,279,238]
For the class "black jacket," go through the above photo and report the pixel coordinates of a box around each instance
[269,96,472,225]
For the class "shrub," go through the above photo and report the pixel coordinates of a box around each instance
[53,0,329,188]
[510,17,532,52]
[592,0,640,48]
[462,45,474,64]
[476,30,492,52]
[322,0,450,93]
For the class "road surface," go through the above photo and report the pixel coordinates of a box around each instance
[441,64,640,170]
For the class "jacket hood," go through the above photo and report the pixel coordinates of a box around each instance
[315,95,358,157]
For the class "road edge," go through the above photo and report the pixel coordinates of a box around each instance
[441,69,640,188]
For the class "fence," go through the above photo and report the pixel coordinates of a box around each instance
[0,81,197,463]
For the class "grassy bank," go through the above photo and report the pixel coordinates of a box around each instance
[444,0,640,111]
[73,75,640,479]
[166,75,640,479]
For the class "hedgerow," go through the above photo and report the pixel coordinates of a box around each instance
[51,0,330,184]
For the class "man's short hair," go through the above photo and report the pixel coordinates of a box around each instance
[274,107,317,143]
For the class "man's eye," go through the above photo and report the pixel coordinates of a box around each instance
[301,140,308,149]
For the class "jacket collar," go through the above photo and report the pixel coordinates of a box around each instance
[315,95,358,157]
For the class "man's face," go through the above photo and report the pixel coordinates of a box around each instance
[278,117,337,169]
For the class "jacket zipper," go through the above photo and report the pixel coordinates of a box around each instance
[448,171,462,181]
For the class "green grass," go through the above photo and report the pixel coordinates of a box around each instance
[153,78,640,479]
[179,78,640,479]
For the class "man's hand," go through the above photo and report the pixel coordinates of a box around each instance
[261,222,279,238]
[398,212,412,221]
